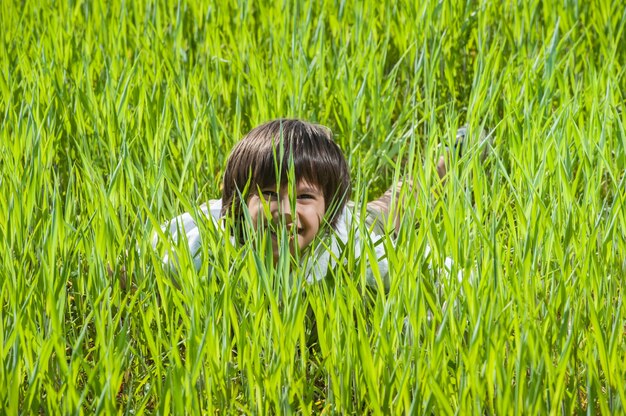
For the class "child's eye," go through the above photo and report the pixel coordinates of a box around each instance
[260,191,279,200]
[297,194,314,200]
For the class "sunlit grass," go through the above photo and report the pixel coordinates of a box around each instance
[1,0,625,413]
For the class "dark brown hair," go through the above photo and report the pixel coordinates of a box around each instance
[221,119,351,239]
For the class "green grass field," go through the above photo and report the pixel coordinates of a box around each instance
[1,0,625,413]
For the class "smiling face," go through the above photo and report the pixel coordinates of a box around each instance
[246,180,326,260]
[221,119,351,253]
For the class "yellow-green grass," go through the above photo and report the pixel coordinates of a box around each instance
[1,0,625,413]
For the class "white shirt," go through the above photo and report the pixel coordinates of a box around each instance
[154,199,392,288]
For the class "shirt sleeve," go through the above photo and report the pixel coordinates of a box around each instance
[304,203,391,290]
[152,201,222,272]
[303,204,461,291]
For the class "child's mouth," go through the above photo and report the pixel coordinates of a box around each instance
[269,228,302,241]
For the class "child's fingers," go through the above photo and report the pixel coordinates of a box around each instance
[436,155,447,180]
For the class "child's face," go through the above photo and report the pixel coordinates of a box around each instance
[246,180,326,260]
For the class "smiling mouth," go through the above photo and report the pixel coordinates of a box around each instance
[269,228,302,240]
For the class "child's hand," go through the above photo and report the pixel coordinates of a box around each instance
[436,126,493,182]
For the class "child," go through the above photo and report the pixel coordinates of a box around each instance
[155,119,484,287]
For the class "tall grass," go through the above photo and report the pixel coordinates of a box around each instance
[1,0,625,413]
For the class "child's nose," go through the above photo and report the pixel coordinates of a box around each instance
[279,196,292,218]
[275,197,299,229]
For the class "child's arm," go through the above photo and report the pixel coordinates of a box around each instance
[367,156,445,234]
[366,181,414,234]
[367,126,491,234]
